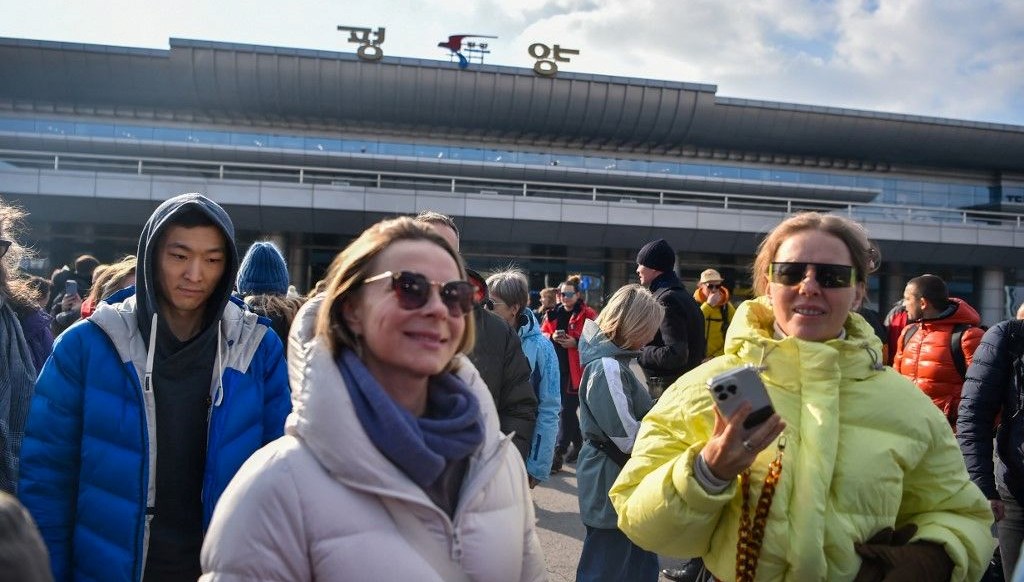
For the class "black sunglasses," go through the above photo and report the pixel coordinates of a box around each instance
[363,270,474,317]
[769,262,857,289]
[0,239,10,259]
[704,283,722,290]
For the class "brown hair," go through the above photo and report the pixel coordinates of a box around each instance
[752,212,879,296]
[100,256,138,300]
[561,274,583,293]
[315,217,475,367]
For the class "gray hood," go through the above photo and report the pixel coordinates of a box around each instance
[135,193,239,345]
[579,318,638,366]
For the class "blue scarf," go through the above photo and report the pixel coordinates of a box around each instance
[337,349,485,489]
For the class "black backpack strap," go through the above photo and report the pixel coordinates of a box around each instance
[950,323,970,380]
[720,304,730,336]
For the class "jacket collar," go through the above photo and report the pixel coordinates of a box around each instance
[650,270,683,293]
[726,297,885,393]
[286,296,503,493]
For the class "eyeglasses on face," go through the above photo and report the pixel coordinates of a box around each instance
[769,262,856,289]
[560,290,577,299]
[704,283,722,290]
[0,239,10,259]
[485,299,508,311]
[363,270,474,317]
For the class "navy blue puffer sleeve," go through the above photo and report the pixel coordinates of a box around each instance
[957,321,1014,499]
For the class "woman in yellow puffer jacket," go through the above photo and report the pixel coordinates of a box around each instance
[610,212,994,582]
[693,269,737,360]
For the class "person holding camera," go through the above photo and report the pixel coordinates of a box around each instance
[542,275,597,472]
[611,212,994,581]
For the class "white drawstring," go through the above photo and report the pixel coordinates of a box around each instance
[211,323,224,406]
[144,313,157,392]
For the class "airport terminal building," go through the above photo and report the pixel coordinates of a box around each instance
[2,36,1024,321]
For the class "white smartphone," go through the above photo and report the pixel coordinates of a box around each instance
[706,365,775,430]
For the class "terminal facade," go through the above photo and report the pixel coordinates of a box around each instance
[1,37,1024,322]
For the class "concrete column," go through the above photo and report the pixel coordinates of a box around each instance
[285,233,308,293]
[978,268,1005,326]
[883,268,906,313]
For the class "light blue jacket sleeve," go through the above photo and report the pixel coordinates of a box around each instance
[524,335,562,481]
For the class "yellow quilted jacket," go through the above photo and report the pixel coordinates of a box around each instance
[610,296,994,582]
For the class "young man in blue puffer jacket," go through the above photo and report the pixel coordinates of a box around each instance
[18,193,291,582]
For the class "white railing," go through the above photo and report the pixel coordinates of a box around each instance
[1,148,1020,228]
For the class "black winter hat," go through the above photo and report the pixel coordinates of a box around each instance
[237,241,289,296]
[636,239,676,273]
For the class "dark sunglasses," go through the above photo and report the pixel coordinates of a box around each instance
[704,283,722,290]
[363,270,474,317]
[769,262,857,289]
[560,290,577,298]
[0,239,10,259]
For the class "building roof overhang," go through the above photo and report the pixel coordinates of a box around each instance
[1,36,1022,173]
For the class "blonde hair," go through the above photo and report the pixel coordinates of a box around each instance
[596,284,664,350]
[100,256,137,299]
[752,212,879,296]
[315,217,475,366]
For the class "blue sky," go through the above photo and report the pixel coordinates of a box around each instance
[3,0,1022,125]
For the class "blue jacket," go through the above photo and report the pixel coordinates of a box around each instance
[18,292,290,581]
[957,319,1024,501]
[18,194,291,582]
[517,309,561,481]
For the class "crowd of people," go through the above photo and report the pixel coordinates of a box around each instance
[0,191,1018,581]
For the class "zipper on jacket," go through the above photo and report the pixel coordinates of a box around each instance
[200,322,225,522]
[450,529,463,561]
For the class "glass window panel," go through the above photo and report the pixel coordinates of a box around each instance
[190,130,232,145]
[269,135,305,150]
[518,151,549,166]
[416,144,448,159]
[709,165,739,179]
[341,140,376,154]
[115,124,153,140]
[74,123,115,138]
[829,174,856,187]
[678,164,707,177]
[771,170,799,183]
[152,127,190,142]
[230,132,267,147]
[0,118,37,132]
[305,137,340,152]
[379,142,416,156]
[740,168,769,181]
[42,121,74,135]
[799,172,830,185]
[616,159,646,172]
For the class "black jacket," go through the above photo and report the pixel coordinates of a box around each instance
[468,307,537,461]
[638,271,705,385]
[957,319,1024,501]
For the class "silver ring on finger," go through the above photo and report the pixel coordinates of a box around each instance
[741,439,756,453]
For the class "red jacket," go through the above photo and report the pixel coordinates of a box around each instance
[541,302,597,392]
[894,297,985,427]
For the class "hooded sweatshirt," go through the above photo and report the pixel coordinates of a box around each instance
[19,193,291,582]
[135,194,240,580]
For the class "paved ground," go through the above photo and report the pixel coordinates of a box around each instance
[532,462,689,581]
